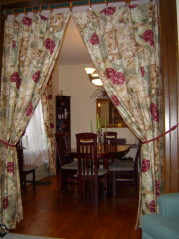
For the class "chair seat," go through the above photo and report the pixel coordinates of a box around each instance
[23,164,38,172]
[99,158,113,164]
[78,168,108,176]
[98,168,108,176]
[109,162,134,171]
[61,161,78,170]
[111,160,134,166]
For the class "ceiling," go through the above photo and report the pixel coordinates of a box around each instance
[58,17,92,65]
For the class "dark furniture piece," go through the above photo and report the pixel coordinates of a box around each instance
[22,164,38,195]
[55,132,78,191]
[16,146,37,195]
[104,131,117,146]
[16,146,24,188]
[68,144,131,170]
[56,96,71,148]
[103,131,118,165]
[117,138,126,145]
[67,143,131,195]
[76,133,108,205]
[109,139,142,197]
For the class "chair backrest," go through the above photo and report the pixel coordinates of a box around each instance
[55,132,70,167]
[117,138,126,145]
[76,133,98,177]
[104,131,117,146]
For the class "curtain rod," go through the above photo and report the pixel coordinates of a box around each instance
[3,0,133,15]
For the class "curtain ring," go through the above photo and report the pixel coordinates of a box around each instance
[32,6,38,14]
[125,0,131,6]
[13,9,18,17]
[48,4,53,12]
[69,1,73,12]
[105,0,108,7]
[24,7,27,15]
[88,0,92,10]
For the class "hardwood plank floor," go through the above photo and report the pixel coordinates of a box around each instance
[10,175,142,239]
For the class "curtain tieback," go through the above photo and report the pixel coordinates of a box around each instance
[0,139,16,147]
[142,123,179,144]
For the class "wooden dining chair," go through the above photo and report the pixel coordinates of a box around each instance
[55,132,78,191]
[103,131,118,165]
[76,133,108,205]
[22,164,38,195]
[109,139,142,197]
[16,143,38,195]
[104,131,117,146]
[116,138,126,145]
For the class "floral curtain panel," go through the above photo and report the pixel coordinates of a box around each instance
[41,74,56,175]
[22,100,49,166]
[72,2,162,228]
[0,12,70,228]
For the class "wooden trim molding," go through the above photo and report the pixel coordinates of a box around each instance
[159,0,179,193]
[0,6,5,88]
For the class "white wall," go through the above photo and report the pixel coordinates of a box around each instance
[52,61,136,151]
[52,63,97,147]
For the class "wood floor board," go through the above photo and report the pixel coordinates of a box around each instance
[10,175,142,239]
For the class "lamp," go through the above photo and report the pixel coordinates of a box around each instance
[85,67,103,86]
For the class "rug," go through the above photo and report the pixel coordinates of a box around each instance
[3,233,64,239]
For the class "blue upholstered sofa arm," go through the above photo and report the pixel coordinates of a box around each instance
[159,193,179,217]
[142,193,179,239]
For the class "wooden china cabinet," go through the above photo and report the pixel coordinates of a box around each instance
[56,95,71,149]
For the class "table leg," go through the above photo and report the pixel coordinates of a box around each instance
[103,158,109,194]
[33,170,36,191]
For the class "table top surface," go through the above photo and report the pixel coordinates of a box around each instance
[68,144,132,156]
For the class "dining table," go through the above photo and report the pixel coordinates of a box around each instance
[67,143,133,169]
